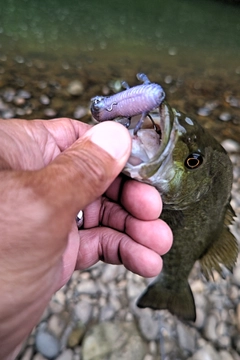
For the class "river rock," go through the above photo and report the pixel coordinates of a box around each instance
[82,321,147,360]
[35,329,61,359]
[67,80,84,96]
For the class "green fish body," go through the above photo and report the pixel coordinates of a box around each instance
[123,102,238,321]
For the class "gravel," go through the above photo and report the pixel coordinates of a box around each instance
[0,59,238,360]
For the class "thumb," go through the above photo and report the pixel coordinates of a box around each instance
[44,121,131,216]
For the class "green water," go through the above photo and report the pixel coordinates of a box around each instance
[0,0,240,71]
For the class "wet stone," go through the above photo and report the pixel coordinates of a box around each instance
[221,139,240,153]
[176,322,196,354]
[67,323,86,348]
[55,349,74,360]
[44,108,57,118]
[74,301,93,324]
[73,105,87,119]
[17,89,31,99]
[40,94,50,105]
[35,330,61,359]
[67,80,84,96]
[204,314,218,342]
[99,304,116,321]
[21,346,34,360]
[218,112,232,121]
[1,108,15,119]
[197,107,212,117]
[188,343,219,360]
[137,309,160,341]
[82,321,147,360]
[76,280,99,296]
[33,354,49,360]
[219,350,234,360]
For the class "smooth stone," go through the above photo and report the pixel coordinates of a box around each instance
[44,108,57,117]
[204,314,218,341]
[21,346,34,360]
[2,108,15,118]
[219,112,232,121]
[189,344,219,360]
[101,264,119,283]
[143,355,154,360]
[40,94,50,105]
[76,280,99,296]
[99,304,116,321]
[138,310,160,341]
[48,314,67,338]
[67,80,84,96]
[232,264,240,286]
[197,107,211,116]
[67,324,86,348]
[13,96,26,105]
[73,105,87,119]
[221,139,240,153]
[82,321,147,360]
[55,349,74,360]
[177,322,196,354]
[33,354,49,360]
[35,330,61,359]
[74,301,93,324]
[17,89,31,99]
[219,350,234,360]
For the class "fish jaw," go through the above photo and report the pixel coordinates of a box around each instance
[123,102,181,193]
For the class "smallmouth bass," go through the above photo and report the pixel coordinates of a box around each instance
[124,102,238,321]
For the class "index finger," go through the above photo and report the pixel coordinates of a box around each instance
[106,177,162,221]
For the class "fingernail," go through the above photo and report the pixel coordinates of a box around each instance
[87,122,131,160]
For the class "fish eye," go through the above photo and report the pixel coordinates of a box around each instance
[184,152,203,169]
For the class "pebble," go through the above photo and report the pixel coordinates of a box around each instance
[82,322,147,360]
[204,314,218,341]
[197,107,212,117]
[221,139,240,153]
[76,280,99,296]
[21,347,34,360]
[67,324,86,348]
[99,304,115,321]
[67,80,84,96]
[177,322,196,354]
[35,330,61,359]
[48,314,67,338]
[40,94,50,105]
[218,112,232,121]
[73,105,87,119]
[219,350,234,360]
[138,310,160,341]
[17,89,31,99]
[44,108,57,118]
[74,301,93,324]
[189,344,219,360]
[56,349,74,360]
[33,354,49,360]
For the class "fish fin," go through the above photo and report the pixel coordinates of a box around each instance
[200,205,238,280]
[137,279,196,322]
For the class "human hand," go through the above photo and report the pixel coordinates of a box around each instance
[0,118,172,359]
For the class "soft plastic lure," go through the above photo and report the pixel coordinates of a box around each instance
[90,73,165,134]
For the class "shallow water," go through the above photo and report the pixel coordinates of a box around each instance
[0,0,240,142]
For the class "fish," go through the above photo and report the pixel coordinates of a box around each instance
[122,101,238,321]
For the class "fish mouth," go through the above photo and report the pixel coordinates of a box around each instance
[122,102,180,185]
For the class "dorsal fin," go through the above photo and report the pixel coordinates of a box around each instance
[200,204,238,280]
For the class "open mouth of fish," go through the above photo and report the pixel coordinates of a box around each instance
[122,102,181,186]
